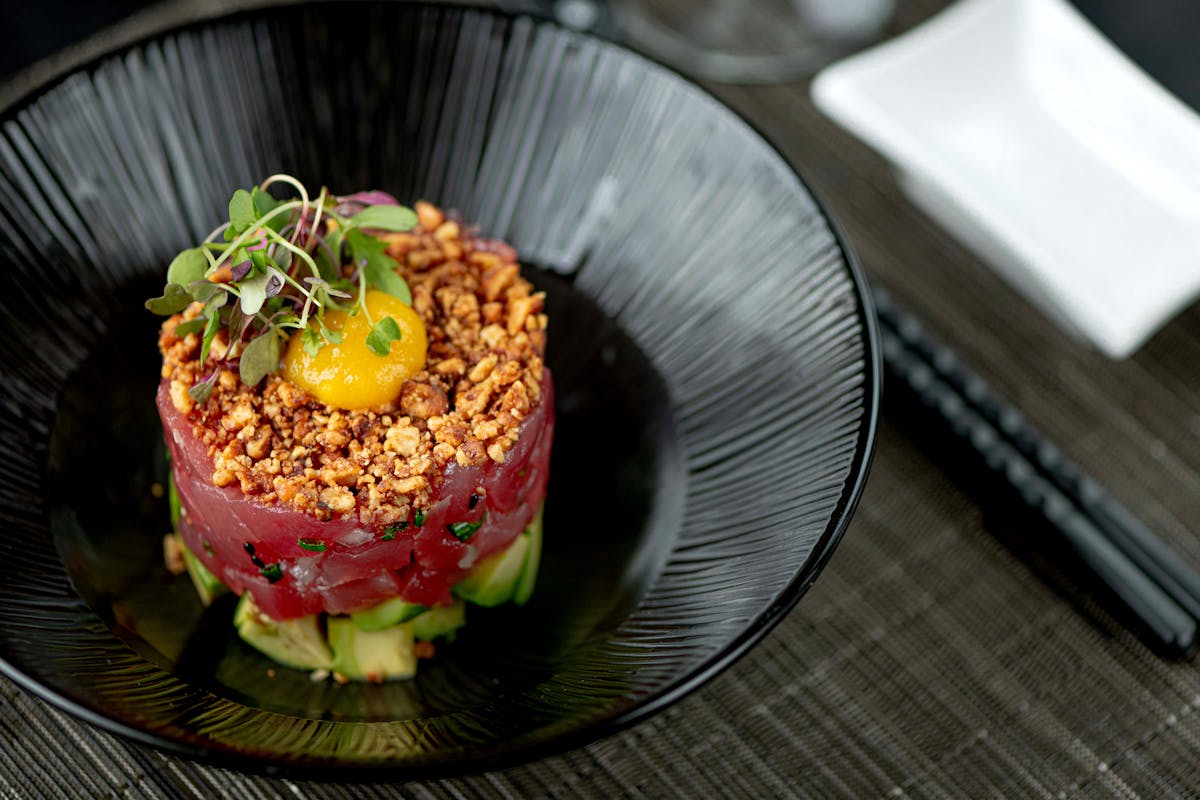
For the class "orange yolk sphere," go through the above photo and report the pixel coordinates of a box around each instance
[282,290,427,410]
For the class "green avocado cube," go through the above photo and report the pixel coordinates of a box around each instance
[411,599,467,641]
[351,597,427,632]
[513,505,544,606]
[327,616,417,682]
[234,594,333,672]
[452,533,530,607]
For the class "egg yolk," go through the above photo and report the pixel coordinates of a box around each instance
[282,290,427,410]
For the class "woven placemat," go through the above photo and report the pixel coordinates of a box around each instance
[4,424,1199,798]
[4,0,1200,797]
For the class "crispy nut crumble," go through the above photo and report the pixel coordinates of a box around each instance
[159,202,547,529]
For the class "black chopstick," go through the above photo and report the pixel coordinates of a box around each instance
[873,285,1200,658]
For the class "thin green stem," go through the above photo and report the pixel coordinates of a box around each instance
[263,227,321,280]
[357,270,374,326]
[206,200,303,275]
[308,186,328,249]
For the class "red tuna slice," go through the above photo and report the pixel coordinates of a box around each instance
[159,371,554,619]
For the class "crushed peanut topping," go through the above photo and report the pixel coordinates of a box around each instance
[159,202,548,529]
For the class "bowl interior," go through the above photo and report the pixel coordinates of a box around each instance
[0,1,876,775]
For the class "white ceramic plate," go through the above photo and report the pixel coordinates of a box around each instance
[812,0,1200,358]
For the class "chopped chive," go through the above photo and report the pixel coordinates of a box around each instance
[297,537,327,552]
[447,519,483,542]
[413,508,426,527]
[260,563,283,583]
[381,520,408,541]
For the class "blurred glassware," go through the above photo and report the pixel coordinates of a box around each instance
[608,0,895,83]
[495,0,614,33]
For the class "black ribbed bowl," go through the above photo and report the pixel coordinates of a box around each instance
[0,1,878,777]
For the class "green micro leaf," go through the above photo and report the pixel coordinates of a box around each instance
[228,188,256,235]
[347,229,412,305]
[320,323,344,345]
[167,247,208,287]
[199,308,221,364]
[239,331,281,387]
[365,315,402,356]
[249,248,268,272]
[145,283,193,315]
[368,264,412,305]
[173,317,206,337]
[348,205,418,232]
[301,326,323,357]
[239,269,271,316]
[251,186,284,232]
[189,280,223,303]
[315,227,344,282]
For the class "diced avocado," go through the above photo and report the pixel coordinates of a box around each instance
[411,599,466,641]
[234,594,333,671]
[452,533,530,607]
[181,543,227,606]
[351,597,427,632]
[327,616,416,682]
[167,471,181,527]
[513,504,544,606]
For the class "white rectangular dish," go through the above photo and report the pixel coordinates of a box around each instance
[812,0,1200,358]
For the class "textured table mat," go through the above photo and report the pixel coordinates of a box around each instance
[5,1,1200,797]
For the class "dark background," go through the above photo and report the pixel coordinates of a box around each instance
[2,0,1199,113]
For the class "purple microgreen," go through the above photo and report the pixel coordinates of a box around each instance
[264,270,284,298]
[151,175,420,391]
[145,283,192,316]
[335,190,399,207]
[239,330,281,387]
[365,315,402,356]
[187,371,218,403]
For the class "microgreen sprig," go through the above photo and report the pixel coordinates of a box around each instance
[146,175,419,402]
